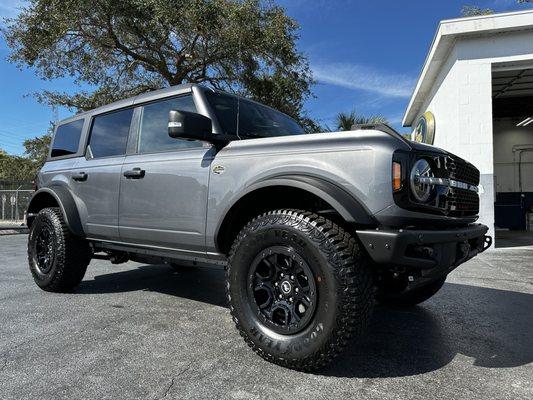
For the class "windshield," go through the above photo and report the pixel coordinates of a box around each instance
[205,91,306,138]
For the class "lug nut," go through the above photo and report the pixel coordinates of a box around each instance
[289,297,293,302]
[280,273,284,277]
[290,275,294,280]
[274,282,278,286]
[278,294,282,299]
[295,288,299,293]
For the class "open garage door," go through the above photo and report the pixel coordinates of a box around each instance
[492,67,533,247]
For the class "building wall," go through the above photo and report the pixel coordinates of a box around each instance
[411,30,533,239]
[493,119,533,193]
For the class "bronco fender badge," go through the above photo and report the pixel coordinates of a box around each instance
[213,165,225,175]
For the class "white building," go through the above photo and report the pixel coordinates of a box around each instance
[403,10,533,247]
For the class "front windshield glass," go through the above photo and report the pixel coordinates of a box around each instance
[205,91,306,138]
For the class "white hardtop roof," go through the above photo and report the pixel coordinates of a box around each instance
[403,9,533,127]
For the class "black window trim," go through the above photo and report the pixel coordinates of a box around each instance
[84,106,136,160]
[48,117,88,161]
[132,93,209,156]
[53,89,207,161]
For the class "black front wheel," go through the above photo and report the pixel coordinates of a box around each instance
[28,207,91,292]
[226,209,374,371]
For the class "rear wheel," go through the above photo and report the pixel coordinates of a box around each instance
[226,209,374,371]
[377,277,446,307]
[28,207,91,292]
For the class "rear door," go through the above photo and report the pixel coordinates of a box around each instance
[70,108,134,240]
[118,94,213,252]
[40,117,86,192]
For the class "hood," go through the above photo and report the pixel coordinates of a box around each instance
[217,129,411,157]
[407,140,450,155]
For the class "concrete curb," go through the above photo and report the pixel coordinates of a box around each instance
[0,228,29,235]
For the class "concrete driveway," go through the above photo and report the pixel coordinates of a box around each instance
[1,234,532,400]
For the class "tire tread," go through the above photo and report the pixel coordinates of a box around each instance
[28,207,91,292]
[226,209,374,371]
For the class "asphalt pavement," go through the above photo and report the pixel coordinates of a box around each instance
[1,234,532,400]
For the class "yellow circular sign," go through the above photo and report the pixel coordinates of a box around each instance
[413,111,436,145]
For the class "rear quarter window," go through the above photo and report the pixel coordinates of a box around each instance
[51,119,84,158]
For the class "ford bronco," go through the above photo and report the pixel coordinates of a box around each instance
[26,83,491,370]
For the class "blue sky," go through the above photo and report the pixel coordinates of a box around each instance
[1,0,532,154]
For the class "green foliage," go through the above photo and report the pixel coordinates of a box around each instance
[0,129,52,181]
[0,153,36,181]
[335,111,389,132]
[461,1,532,17]
[23,129,52,167]
[461,5,494,17]
[2,0,314,126]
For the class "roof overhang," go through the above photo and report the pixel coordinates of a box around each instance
[403,9,533,127]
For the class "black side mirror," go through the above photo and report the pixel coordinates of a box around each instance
[168,110,212,141]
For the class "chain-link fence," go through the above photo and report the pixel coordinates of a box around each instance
[0,180,34,191]
[0,189,33,223]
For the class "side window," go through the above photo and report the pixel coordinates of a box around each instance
[51,119,84,158]
[88,108,133,158]
[138,95,202,153]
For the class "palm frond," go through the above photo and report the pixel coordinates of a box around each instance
[335,110,389,131]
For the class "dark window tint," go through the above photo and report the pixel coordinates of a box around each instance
[51,119,84,157]
[139,95,201,153]
[205,91,305,138]
[88,108,133,158]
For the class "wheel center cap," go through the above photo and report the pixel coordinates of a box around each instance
[280,280,292,294]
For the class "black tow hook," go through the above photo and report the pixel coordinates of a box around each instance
[482,235,493,252]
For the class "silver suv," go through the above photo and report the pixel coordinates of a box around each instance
[26,83,491,371]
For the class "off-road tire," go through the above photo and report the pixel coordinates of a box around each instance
[377,277,446,307]
[226,209,374,371]
[28,207,91,292]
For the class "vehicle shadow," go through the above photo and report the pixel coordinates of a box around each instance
[77,264,228,307]
[77,264,533,378]
[324,283,533,378]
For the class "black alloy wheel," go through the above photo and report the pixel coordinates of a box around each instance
[33,221,56,275]
[248,246,317,335]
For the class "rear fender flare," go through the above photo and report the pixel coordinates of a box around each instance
[27,186,84,237]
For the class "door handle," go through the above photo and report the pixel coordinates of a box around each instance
[72,172,88,182]
[123,168,145,179]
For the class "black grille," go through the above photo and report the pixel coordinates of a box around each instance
[446,156,480,186]
[447,188,479,217]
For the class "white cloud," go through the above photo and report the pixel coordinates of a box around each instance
[387,113,406,125]
[312,62,416,98]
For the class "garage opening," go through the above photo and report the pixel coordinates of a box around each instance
[492,67,533,248]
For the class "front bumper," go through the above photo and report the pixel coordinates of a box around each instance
[356,224,491,276]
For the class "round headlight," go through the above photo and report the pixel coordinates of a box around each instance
[410,159,433,202]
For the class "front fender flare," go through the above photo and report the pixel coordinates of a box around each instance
[214,174,377,249]
[260,175,376,225]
